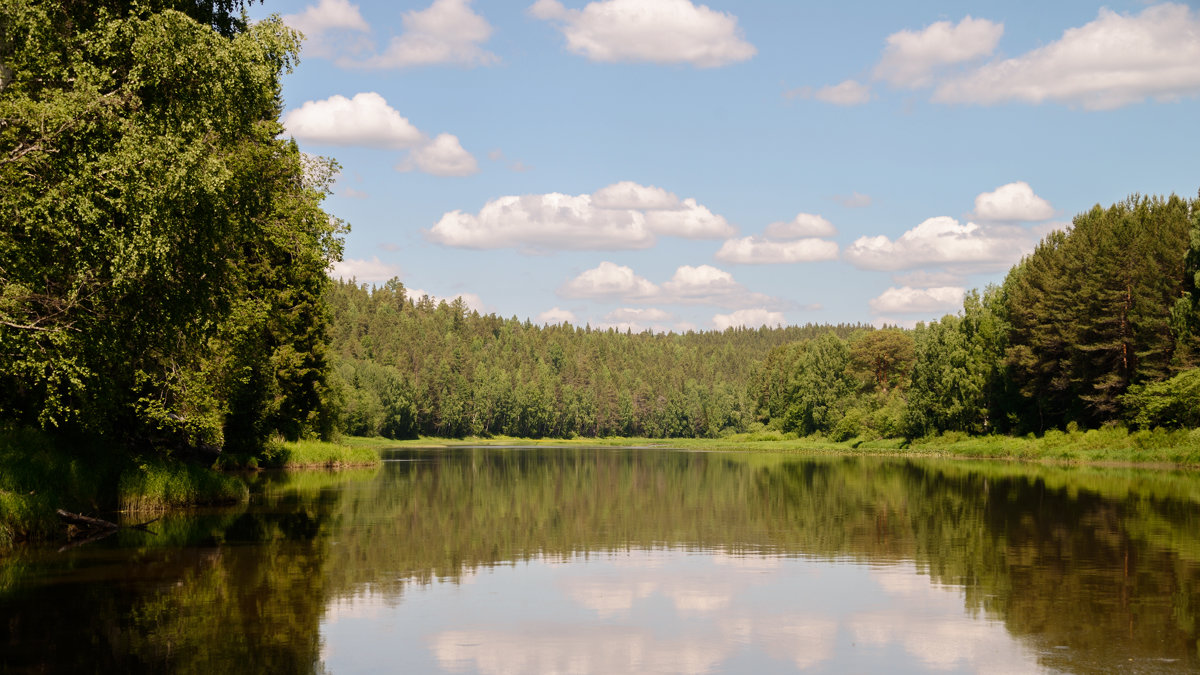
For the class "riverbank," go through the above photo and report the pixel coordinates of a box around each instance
[0,429,382,552]
[373,426,1200,467]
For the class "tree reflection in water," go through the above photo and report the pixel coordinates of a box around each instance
[2,450,1197,673]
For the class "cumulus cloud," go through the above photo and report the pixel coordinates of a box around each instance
[559,262,659,299]
[341,186,369,199]
[591,181,680,210]
[328,256,402,283]
[715,237,838,264]
[661,265,776,307]
[397,133,479,176]
[933,4,1200,109]
[284,93,479,177]
[971,181,1054,221]
[537,307,577,324]
[427,183,733,251]
[559,262,783,309]
[430,194,654,251]
[869,286,965,315]
[350,0,497,68]
[530,0,756,68]
[814,79,872,105]
[712,308,786,330]
[764,213,837,239]
[874,16,1004,88]
[283,92,424,149]
[606,307,673,323]
[643,199,734,238]
[599,307,678,333]
[282,0,370,58]
[844,216,1034,271]
[891,270,965,288]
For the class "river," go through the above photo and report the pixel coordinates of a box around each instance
[2,447,1198,673]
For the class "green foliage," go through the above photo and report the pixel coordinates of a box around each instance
[327,279,870,439]
[257,437,380,468]
[0,1,342,454]
[1004,195,1197,429]
[118,458,247,512]
[1123,368,1200,429]
[848,328,914,392]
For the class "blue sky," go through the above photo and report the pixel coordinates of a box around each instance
[256,0,1200,331]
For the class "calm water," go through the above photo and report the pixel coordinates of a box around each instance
[2,447,1199,673]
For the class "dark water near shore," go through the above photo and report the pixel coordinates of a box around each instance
[3,447,1199,673]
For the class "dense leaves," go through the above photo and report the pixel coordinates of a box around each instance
[0,0,341,452]
[325,279,869,439]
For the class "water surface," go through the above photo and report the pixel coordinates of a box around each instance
[2,447,1198,673]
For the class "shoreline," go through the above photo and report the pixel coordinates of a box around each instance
[364,428,1200,468]
[5,427,1197,554]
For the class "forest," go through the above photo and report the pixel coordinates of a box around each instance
[326,193,1200,442]
[2,1,1200,463]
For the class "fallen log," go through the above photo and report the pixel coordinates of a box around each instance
[56,509,118,530]
[56,509,160,533]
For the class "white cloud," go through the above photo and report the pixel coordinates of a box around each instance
[350,0,497,68]
[530,0,756,68]
[427,183,733,251]
[282,0,370,58]
[559,262,782,309]
[605,307,672,322]
[814,79,872,105]
[429,194,654,251]
[834,192,872,208]
[844,216,1034,271]
[537,307,577,324]
[328,256,402,283]
[591,181,680,210]
[431,627,729,675]
[397,133,479,176]
[559,262,659,299]
[663,264,734,296]
[643,199,735,238]
[971,181,1054,221]
[341,187,369,199]
[933,4,1200,109]
[891,270,964,288]
[713,309,786,330]
[714,237,838,264]
[874,16,1004,88]
[869,286,965,315]
[764,213,836,239]
[599,307,677,333]
[283,92,424,149]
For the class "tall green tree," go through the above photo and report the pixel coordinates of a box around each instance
[1004,195,1195,429]
[0,1,342,450]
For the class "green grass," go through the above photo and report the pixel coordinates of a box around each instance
[258,438,382,468]
[0,427,249,552]
[357,426,1200,467]
[117,458,248,512]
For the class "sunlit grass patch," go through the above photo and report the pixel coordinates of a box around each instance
[260,438,381,468]
[118,459,247,513]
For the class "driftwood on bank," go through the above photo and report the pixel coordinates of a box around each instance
[56,509,161,552]
[56,509,160,535]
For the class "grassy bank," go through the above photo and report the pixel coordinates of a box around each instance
[365,425,1200,467]
[1,430,387,551]
[0,428,246,551]
[260,438,382,468]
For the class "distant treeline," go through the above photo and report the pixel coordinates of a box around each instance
[328,193,1200,441]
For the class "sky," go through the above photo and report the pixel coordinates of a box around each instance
[253,0,1200,332]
